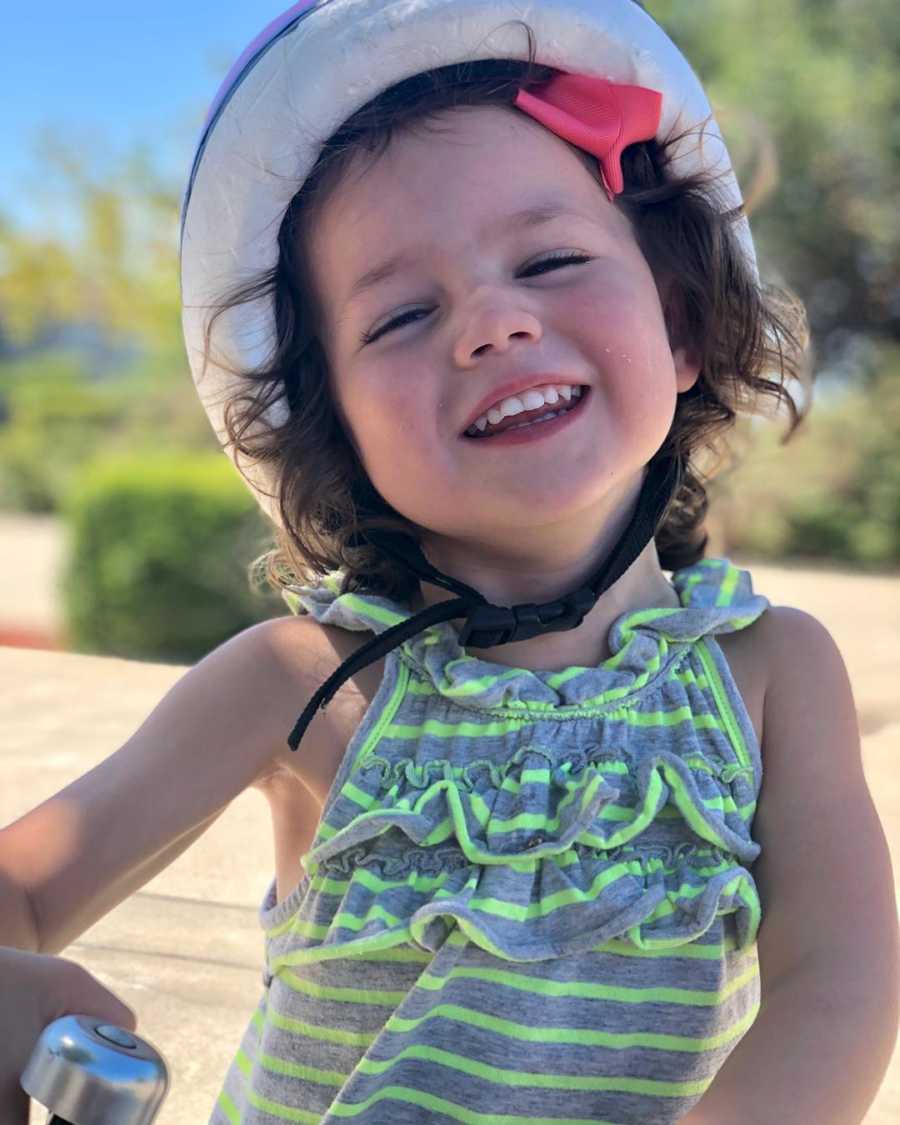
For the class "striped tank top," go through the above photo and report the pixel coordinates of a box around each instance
[213,556,769,1125]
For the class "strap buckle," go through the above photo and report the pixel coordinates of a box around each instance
[458,586,596,648]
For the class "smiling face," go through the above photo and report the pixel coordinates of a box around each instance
[305,105,699,564]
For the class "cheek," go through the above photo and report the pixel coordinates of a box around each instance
[342,381,431,488]
[598,273,671,365]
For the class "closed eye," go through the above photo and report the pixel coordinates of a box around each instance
[359,252,592,345]
[520,251,592,277]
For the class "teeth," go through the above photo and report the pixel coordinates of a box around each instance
[468,384,584,435]
[520,389,547,412]
[500,395,526,420]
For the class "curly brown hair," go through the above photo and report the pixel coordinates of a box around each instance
[204,36,810,604]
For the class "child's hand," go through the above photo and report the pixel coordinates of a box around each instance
[0,947,136,1124]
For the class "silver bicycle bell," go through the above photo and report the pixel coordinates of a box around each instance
[21,1015,168,1124]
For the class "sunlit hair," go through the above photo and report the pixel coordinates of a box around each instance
[204,32,810,603]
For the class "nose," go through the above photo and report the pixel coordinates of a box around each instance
[452,287,543,368]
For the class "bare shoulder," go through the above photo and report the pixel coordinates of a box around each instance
[752,602,855,728]
[737,604,898,989]
[250,613,386,802]
[714,602,843,751]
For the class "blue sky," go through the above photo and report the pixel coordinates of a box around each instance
[2,2,288,230]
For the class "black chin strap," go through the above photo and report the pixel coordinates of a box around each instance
[287,450,679,751]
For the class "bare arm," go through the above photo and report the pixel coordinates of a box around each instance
[683,607,899,1123]
[0,615,327,955]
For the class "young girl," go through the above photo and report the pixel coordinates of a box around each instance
[3,1,897,1122]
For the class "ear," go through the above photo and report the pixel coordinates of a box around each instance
[657,275,701,394]
[672,345,701,394]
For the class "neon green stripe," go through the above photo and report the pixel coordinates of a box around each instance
[340,779,381,809]
[544,665,587,689]
[736,876,763,945]
[341,592,407,627]
[307,778,743,885]
[276,900,403,942]
[597,932,750,960]
[348,758,629,806]
[351,944,432,963]
[247,999,760,1093]
[310,844,742,902]
[620,605,683,628]
[417,958,760,1007]
[608,706,722,729]
[356,1040,729,1095]
[234,1050,320,1122]
[464,768,599,832]
[328,945,429,963]
[316,866,451,898]
[357,1039,729,1093]
[276,965,410,1003]
[241,1044,346,1088]
[695,639,751,774]
[682,575,706,600]
[326,1084,621,1124]
[282,856,754,952]
[573,645,663,706]
[716,562,739,606]
[384,994,759,1051]
[576,636,668,705]
[459,854,747,926]
[676,666,709,690]
[253,1004,377,1048]
[651,767,739,835]
[271,929,418,968]
[311,780,731,863]
[405,677,436,695]
[386,717,531,738]
[441,919,759,959]
[457,862,635,923]
[217,1088,241,1124]
[309,772,608,863]
[573,679,639,707]
[353,659,409,775]
[436,663,532,697]
[266,910,297,939]
[384,706,722,738]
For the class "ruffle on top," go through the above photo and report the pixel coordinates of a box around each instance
[267,558,768,969]
[282,557,767,713]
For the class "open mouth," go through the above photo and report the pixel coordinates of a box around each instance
[462,386,589,442]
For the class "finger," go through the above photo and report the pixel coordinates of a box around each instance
[0,1082,29,1125]
[47,960,137,1032]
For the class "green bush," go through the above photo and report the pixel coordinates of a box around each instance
[0,350,218,513]
[61,453,283,662]
[715,358,900,569]
[0,361,126,512]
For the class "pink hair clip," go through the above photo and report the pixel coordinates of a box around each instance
[514,72,662,201]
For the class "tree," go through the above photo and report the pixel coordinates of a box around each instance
[647,0,900,382]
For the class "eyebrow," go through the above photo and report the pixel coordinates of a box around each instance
[344,200,592,307]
